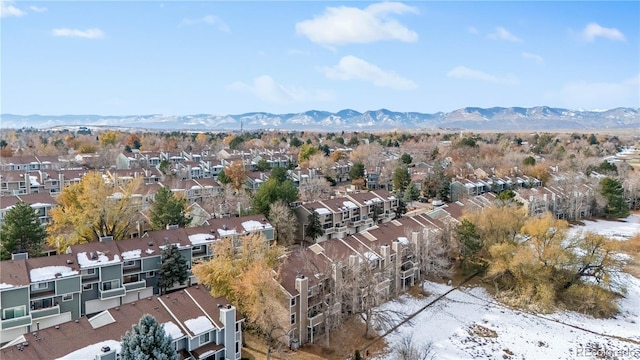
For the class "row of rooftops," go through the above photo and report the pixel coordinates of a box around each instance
[279,213,445,296]
[0,285,239,360]
[302,189,396,215]
[0,215,272,288]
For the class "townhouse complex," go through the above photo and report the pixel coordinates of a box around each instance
[1,142,624,357]
[0,214,273,359]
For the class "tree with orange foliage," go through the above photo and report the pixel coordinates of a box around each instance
[125,133,141,150]
[224,160,247,192]
[47,171,142,252]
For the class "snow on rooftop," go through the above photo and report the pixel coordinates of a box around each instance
[121,249,141,260]
[188,233,214,245]
[0,283,14,289]
[77,252,121,268]
[363,251,381,261]
[397,237,409,245]
[145,248,155,254]
[88,310,116,329]
[217,229,238,237]
[343,201,358,209]
[162,321,185,340]
[314,207,331,215]
[242,220,272,231]
[30,266,79,282]
[56,340,121,360]
[30,202,53,208]
[184,316,214,335]
[29,175,41,186]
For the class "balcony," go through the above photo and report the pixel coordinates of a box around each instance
[375,279,391,293]
[99,286,125,300]
[323,227,336,235]
[307,311,324,327]
[334,225,347,234]
[400,268,416,279]
[124,280,147,292]
[31,304,60,319]
[1,315,31,330]
[30,289,56,300]
[123,266,142,275]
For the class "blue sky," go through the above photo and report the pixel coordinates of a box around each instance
[1,1,638,115]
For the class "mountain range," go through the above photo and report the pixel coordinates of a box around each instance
[2,106,639,132]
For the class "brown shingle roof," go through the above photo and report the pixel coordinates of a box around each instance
[0,259,30,287]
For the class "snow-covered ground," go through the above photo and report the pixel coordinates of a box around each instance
[374,215,640,360]
[569,214,640,241]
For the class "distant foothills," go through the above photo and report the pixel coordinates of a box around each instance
[2,106,639,132]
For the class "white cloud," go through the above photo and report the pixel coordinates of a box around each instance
[229,75,333,104]
[321,55,417,90]
[468,26,478,34]
[488,26,522,42]
[181,15,230,32]
[29,5,47,13]
[52,28,105,39]
[581,22,625,42]
[447,66,518,84]
[295,2,419,46]
[547,75,639,109]
[522,52,543,63]
[1,1,26,17]
[287,49,310,56]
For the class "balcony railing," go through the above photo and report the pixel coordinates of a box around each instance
[1,315,31,330]
[124,280,147,292]
[31,304,60,319]
[375,279,391,293]
[334,226,347,233]
[308,311,324,327]
[99,286,125,300]
[401,268,416,279]
[323,227,336,235]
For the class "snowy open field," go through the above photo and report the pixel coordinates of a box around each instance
[374,215,640,360]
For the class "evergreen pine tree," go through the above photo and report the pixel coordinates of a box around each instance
[120,314,177,360]
[157,244,189,294]
[0,201,46,260]
[394,199,407,219]
[304,210,324,244]
[149,187,192,230]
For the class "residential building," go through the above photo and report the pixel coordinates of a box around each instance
[0,285,243,360]
[0,215,272,345]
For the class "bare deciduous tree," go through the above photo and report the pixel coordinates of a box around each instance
[268,200,297,247]
[299,176,332,202]
[340,248,406,339]
[395,333,436,360]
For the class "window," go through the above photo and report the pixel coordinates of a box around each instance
[235,322,240,332]
[123,260,135,267]
[82,268,96,276]
[2,306,26,320]
[290,297,296,306]
[123,274,139,284]
[199,332,210,345]
[146,271,155,277]
[290,313,296,325]
[102,280,120,291]
[30,282,48,291]
[62,293,73,302]
[83,283,94,291]
[31,298,54,310]
[236,341,239,353]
